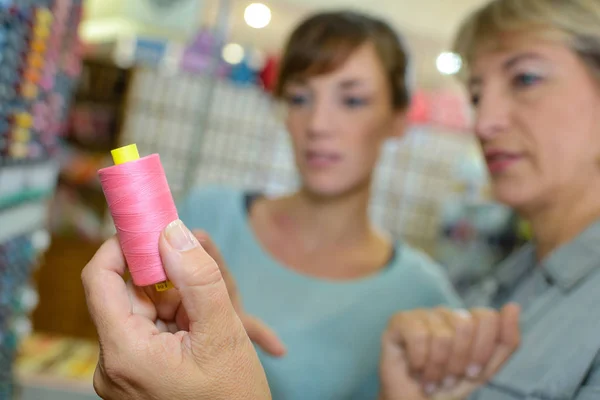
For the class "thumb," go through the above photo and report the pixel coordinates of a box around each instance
[160,220,236,336]
[192,230,242,310]
[242,315,287,357]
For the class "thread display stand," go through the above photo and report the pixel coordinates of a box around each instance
[120,67,481,254]
[0,0,83,397]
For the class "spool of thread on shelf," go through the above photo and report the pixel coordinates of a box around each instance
[98,144,176,291]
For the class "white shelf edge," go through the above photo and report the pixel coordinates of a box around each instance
[0,201,48,245]
[15,371,97,396]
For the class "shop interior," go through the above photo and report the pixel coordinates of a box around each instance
[0,0,532,399]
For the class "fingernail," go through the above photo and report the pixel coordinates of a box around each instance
[455,309,471,319]
[443,375,457,389]
[423,383,437,395]
[165,220,198,251]
[466,363,482,378]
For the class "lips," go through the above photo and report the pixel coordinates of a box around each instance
[305,150,342,168]
[484,149,523,174]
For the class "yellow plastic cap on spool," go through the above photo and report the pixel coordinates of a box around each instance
[111,144,140,165]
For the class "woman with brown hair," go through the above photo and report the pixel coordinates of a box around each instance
[173,10,465,399]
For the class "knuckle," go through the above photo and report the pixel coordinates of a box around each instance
[198,325,250,362]
[100,354,127,384]
[433,306,450,314]
[431,339,452,363]
[434,330,454,347]
[387,312,410,331]
[80,264,92,288]
[474,342,495,361]
[387,313,403,329]
[489,312,501,325]
[187,255,224,287]
[474,308,499,322]
[407,327,431,346]
[381,329,392,345]
[470,307,488,317]
[422,366,443,381]
[102,364,122,383]
[454,317,475,336]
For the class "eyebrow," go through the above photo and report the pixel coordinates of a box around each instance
[503,52,544,70]
[287,78,307,86]
[468,52,546,89]
[338,79,366,89]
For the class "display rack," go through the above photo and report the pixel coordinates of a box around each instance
[0,0,83,397]
[30,58,132,343]
[49,59,131,241]
[120,68,480,254]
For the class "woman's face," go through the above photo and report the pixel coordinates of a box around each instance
[469,33,600,212]
[283,42,404,198]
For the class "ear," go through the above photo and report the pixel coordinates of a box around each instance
[389,110,408,139]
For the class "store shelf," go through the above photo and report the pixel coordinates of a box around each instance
[16,377,99,400]
[0,1,85,398]
[0,189,53,212]
[15,333,99,400]
[0,159,59,211]
[0,157,53,169]
[0,201,48,245]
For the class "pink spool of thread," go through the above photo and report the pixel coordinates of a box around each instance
[98,143,177,291]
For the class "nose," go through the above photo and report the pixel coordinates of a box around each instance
[307,100,333,138]
[474,90,510,141]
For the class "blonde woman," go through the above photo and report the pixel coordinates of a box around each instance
[379,0,600,399]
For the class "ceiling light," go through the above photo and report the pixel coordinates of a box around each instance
[436,52,462,75]
[244,3,271,29]
[222,43,245,65]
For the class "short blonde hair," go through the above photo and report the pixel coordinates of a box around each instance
[453,0,600,79]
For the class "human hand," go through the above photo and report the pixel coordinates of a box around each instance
[82,220,272,400]
[139,229,286,357]
[379,304,521,400]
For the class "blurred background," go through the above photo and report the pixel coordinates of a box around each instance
[0,0,531,399]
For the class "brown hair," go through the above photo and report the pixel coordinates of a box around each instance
[275,11,412,110]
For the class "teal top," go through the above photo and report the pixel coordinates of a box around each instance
[178,185,462,400]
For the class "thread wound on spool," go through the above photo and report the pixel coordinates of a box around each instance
[99,154,178,287]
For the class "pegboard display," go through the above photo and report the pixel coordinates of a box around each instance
[0,0,84,397]
[120,68,481,254]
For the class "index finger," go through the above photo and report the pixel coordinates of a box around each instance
[386,310,431,372]
[81,237,133,342]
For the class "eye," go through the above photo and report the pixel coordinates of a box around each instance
[512,73,542,88]
[470,93,480,107]
[286,94,309,107]
[343,97,368,108]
